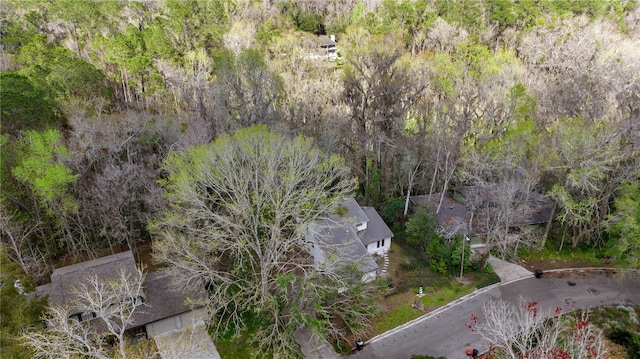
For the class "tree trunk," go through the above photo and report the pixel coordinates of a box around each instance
[541,203,556,248]
[404,163,420,216]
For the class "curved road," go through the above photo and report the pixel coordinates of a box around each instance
[348,269,640,359]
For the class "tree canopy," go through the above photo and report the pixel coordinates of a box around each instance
[1,0,639,356]
[151,125,379,357]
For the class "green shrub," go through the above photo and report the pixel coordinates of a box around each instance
[380,197,405,224]
[608,329,640,358]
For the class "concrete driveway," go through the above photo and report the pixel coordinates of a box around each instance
[348,269,640,359]
[486,255,532,282]
[154,322,221,359]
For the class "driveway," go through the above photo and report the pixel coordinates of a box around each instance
[348,269,640,359]
[154,322,221,359]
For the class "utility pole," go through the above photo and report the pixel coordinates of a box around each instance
[460,235,470,278]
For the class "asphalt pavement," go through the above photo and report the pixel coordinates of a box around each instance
[347,268,640,359]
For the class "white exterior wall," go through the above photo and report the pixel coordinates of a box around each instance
[355,221,367,232]
[367,237,391,256]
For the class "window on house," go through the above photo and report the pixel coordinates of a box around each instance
[80,311,97,322]
[376,240,380,248]
[382,239,385,247]
[70,311,97,322]
[132,295,145,307]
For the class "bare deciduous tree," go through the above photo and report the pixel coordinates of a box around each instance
[22,305,111,359]
[151,126,380,358]
[213,49,284,132]
[74,267,146,359]
[223,21,256,55]
[546,117,638,248]
[22,267,146,359]
[519,16,640,124]
[0,203,48,279]
[471,296,607,359]
[342,33,427,199]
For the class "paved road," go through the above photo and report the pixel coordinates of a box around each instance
[348,269,640,359]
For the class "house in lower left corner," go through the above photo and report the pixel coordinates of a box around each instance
[306,198,394,282]
[36,250,209,340]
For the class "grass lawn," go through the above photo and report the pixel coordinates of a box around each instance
[372,241,500,337]
[520,241,605,263]
[373,281,476,335]
[212,317,263,359]
[215,336,253,359]
[518,234,626,269]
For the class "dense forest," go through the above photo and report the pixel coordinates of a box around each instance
[1,0,639,356]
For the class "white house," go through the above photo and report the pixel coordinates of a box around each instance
[360,206,394,256]
[306,198,394,282]
[318,35,337,61]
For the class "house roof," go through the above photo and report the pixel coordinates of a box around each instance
[410,193,481,237]
[454,186,555,226]
[318,35,336,47]
[309,220,378,275]
[37,251,206,330]
[46,251,138,308]
[337,198,369,227]
[525,192,556,224]
[410,187,555,237]
[360,207,394,245]
[134,270,207,326]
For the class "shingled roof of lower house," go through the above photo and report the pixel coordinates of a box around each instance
[45,251,138,308]
[37,250,206,331]
[135,269,207,327]
[410,188,555,237]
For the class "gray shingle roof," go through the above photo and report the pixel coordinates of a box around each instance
[309,220,378,275]
[46,251,138,308]
[37,251,206,330]
[410,187,555,236]
[134,270,206,326]
[318,35,337,47]
[336,198,369,227]
[360,207,394,245]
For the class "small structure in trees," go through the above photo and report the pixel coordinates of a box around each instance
[318,35,337,60]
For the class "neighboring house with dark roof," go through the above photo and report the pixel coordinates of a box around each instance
[306,198,394,282]
[36,250,207,339]
[410,186,555,239]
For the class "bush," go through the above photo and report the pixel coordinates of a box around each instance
[296,11,325,34]
[380,197,405,223]
[406,208,440,254]
[608,329,640,358]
